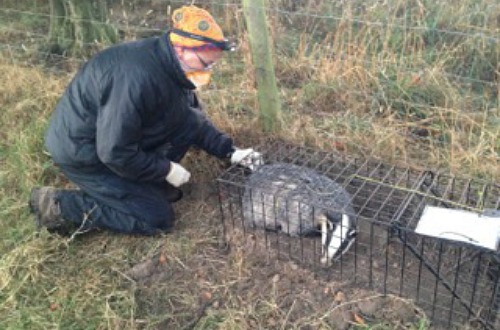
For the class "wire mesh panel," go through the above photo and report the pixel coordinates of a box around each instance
[216,141,500,329]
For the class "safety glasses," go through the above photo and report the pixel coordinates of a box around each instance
[194,51,215,70]
[171,28,237,51]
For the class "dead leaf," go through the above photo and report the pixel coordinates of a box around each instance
[333,291,346,303]
[411,75,421,85]
[333,141,346,151]
[49,302,58,311]
[201,291,212,301]
[158,253,167,265]
[352,312,366,325]
[272,274,280,283]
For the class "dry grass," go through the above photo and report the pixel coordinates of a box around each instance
[0,62,434,330]
[198,0,499,180]
[0,0,498,328]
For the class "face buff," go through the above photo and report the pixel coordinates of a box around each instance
[185,71,212,88]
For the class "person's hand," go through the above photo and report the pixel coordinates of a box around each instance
[230,148,264,171]
[166,162,191,187]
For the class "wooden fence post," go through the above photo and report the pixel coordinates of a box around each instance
[242,0,282,132]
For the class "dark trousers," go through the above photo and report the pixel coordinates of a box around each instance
[55,163,182,235]
[51,145,189,235]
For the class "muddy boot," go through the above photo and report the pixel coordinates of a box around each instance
[29,187,74,234]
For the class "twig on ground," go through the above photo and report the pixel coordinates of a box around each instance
[319,294,426,321]
[111,267,136,284]
[281,298,297,330]
[66,204,97,244]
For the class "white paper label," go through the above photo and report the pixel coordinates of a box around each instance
[415,205,500,250]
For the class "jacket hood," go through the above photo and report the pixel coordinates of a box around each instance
[159,31,196,90]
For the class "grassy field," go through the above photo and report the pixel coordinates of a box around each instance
[0,0,498,329]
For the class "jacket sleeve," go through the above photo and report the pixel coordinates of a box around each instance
[96,70,171,182]
[189,94,234,159]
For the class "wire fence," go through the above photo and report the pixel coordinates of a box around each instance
[3,4,499,42]
[1,1,497,87]
[1,0,499,176]
[1,2,498,76]
[1,2,499,327]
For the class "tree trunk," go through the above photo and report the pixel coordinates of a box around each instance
[48,0,118,56]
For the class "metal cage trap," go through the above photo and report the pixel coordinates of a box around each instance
[216,141,500,329]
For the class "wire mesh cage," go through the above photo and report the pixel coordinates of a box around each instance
[216,141,500,329]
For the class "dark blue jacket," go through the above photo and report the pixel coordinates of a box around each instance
[45,33,234,182]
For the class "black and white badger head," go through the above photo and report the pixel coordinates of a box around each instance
[240,162,357,265]
[317,212,357,265]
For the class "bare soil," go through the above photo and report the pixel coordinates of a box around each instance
[124,175,427,329]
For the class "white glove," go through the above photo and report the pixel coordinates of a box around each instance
[230,148,264,171]
[166,162,191,187]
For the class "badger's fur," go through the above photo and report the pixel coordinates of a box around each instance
[242,163,357,264]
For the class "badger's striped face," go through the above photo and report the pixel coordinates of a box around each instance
[320,213,356,265]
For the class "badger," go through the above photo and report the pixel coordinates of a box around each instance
[242,163,357,264]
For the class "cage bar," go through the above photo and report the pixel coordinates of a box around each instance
[216,141,499,329]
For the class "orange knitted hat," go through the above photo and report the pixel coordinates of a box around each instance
[170,6,228,50]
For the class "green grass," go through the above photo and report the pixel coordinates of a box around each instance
[0,0,498,328]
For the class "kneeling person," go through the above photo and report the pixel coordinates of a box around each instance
[29,6,260,235]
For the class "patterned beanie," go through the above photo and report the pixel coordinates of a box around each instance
[169,5,234,51]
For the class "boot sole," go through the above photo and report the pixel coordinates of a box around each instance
[29,187,68,233]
